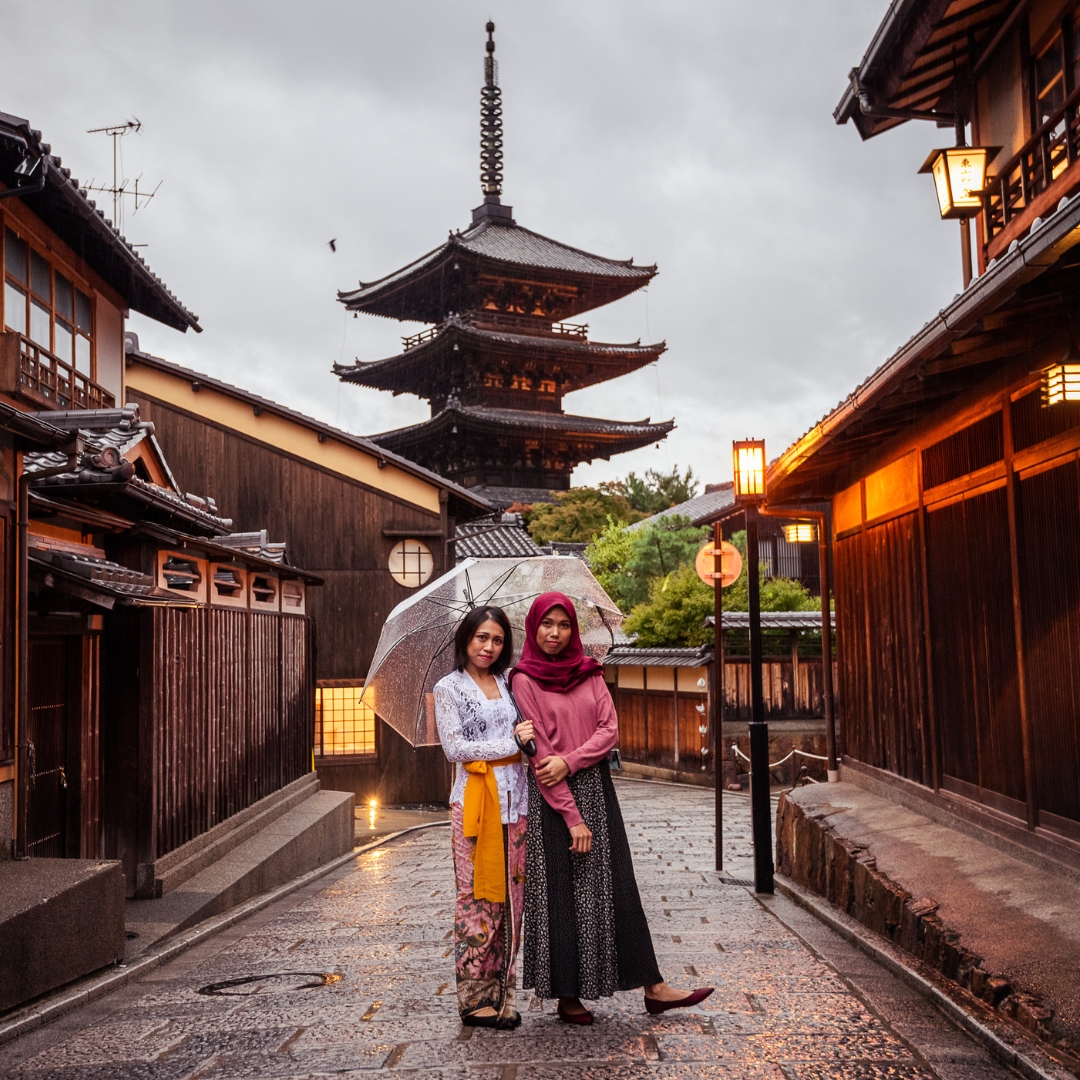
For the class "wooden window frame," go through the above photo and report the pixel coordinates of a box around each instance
[314,679,378,761]
[1,209,97,382]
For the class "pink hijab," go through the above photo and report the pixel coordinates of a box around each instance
[513,591,604,692]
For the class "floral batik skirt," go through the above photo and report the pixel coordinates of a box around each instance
[450,802,527,1019]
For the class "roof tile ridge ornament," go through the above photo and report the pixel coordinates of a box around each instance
[473,22,515,227]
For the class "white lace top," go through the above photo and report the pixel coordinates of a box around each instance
[433,669,528,824]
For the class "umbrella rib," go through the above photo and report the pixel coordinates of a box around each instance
[412,622,459,742]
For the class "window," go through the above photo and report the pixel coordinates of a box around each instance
[2,224,94,375]
[388,538,434,587]
[315,682,376,757]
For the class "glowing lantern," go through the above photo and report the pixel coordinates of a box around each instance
[918,146,998,219]
[733,439,766,504]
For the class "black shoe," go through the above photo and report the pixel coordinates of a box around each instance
[462,1010,503,1028]
[500,1009,522,1029]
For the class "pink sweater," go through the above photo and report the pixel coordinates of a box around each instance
[511,673,619,828]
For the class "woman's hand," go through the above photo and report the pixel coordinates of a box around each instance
[568,823,592,854]
[514,720,534,744]
[536,755,570,786]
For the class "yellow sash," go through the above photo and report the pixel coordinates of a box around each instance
[462,753,522,903]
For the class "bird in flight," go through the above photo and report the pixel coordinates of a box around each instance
[327,239,337,252]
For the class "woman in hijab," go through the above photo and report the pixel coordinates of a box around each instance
[434,605,531,1030]
[511,592,713,1025]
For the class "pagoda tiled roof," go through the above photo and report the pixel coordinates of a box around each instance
[372,401,674,450]
[337,217,656,322]
[333,315,665,395]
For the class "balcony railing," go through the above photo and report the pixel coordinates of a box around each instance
[0,331,115,410]
[401,326,439,351]
[982,83,1080,246]
[467,311,590,339]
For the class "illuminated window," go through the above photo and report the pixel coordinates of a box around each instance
[315,682,376,757]
[538,379,556,394]
[388,538,434,587]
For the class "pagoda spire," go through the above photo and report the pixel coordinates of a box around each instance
[480,21,504,204]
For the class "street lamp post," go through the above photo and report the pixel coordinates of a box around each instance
[733,439,773,894]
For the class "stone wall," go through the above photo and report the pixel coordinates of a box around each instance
[775,792,1065,1050]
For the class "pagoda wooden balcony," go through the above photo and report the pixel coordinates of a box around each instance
[0,331,115,411]
[401,313,590,351]
[982,84,1080,261]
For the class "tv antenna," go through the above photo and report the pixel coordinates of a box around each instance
[84,118,161,236]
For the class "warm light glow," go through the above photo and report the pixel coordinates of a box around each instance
[1043,363,1080,406]
[369,798,378,809]
[782,523,816,544]
[919,146,997,219]
[732,439,766,503]
[315,684,376,757]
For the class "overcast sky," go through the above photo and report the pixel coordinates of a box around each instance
[3,2,966,491]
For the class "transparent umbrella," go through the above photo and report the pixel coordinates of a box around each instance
[361,556,624,746]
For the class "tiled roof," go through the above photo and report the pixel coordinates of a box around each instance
[29,547,180,605]
[0,111,199,333]
[626,484,736,532]
[470,485,560,510]
[333,315,664,391]
[374,402,674,442]
[705,611,832,630]
[454,514,543,559]
[338,218,655,309]
[604,645,714,668]
[213,530,288,564]
[454,219,654,278]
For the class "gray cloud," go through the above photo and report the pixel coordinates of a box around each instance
[2,1,964,488]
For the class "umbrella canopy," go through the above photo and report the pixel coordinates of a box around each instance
[362,556,623,746]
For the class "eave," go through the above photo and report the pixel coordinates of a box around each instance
[0,111,200,332]
[334,317,665,396]
[768,189,1080,502]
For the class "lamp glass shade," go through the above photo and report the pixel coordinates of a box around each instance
[732,439,766,503]
[1043,363,1080,406]
[781,523,816,544]
[921,147,990,219]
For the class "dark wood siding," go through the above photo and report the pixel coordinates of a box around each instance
[1018,461,1080,828]
[128,392,446,679]
[151,607,312,859]
[835,515,930,785]
[926,488,1026,813]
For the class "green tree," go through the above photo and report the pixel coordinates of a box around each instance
[622,563,714,647]
[524,488,646,544]
[608,466,699,514]
[586,514,709,611]
[621,528,819,647]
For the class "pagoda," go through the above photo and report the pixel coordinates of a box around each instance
[334,22,672,507]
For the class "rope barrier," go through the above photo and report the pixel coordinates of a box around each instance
[730,744,828,769]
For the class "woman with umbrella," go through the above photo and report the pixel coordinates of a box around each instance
[512,592,714,1025]
[433,605,531,1030]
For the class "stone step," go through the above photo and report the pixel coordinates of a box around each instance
[125,788,354,957]
[141,773,321,898]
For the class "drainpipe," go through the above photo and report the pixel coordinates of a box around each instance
[759,506,838,783]
[14,443,80,859]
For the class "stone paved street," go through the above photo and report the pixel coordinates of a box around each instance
[0,779,1017,1079]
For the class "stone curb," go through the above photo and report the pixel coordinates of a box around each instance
[0,820,451,1050]
[769,873,1075,1080]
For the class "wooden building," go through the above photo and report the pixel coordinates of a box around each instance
[0,109,200,864]
[771,0,1080,869]
[334,24,672,509]
[123,341,493,806]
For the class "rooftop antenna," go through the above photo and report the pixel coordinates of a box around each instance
[480,21,504,203]
[84,118,161,237]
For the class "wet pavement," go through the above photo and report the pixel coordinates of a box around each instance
[0,778,1018,1079]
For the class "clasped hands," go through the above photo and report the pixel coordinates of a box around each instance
[513,721,569,785]
[514,720,591,853]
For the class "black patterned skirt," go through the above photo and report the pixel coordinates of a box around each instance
[522,761,662,1000]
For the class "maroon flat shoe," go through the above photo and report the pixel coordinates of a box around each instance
[557,1003,594,1025]
[644,987,714,1015]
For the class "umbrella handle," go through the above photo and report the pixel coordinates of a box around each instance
[505,679,537,757]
